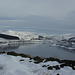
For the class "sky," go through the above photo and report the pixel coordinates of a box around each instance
[0,0,75,34]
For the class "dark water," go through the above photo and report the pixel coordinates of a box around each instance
[0,43,75,60]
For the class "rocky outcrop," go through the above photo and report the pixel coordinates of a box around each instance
[0,33,20,40]
[68,37,75,43]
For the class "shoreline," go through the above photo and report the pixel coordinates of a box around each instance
[0,51,75,70]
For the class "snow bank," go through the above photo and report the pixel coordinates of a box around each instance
[0,54,75,75]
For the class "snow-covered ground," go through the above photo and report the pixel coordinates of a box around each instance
[0,54,75,75]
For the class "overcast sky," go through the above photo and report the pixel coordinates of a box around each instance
[0,0,75,19]
[0,0,75,33]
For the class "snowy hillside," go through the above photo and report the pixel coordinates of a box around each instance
[2,30,75,41]
[5,30,75,40]
[4,30,39,41]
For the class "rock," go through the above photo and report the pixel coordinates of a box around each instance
[0,33,20,40]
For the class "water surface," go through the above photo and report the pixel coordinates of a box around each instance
[0,43,75,60]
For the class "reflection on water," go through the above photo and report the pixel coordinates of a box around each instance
[0,43,75,60]
[0,44,19,50]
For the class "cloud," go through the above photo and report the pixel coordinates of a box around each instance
[0,0,75,19]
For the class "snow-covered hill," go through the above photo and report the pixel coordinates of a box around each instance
[4,30,39,41]
[2,30,75,41]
